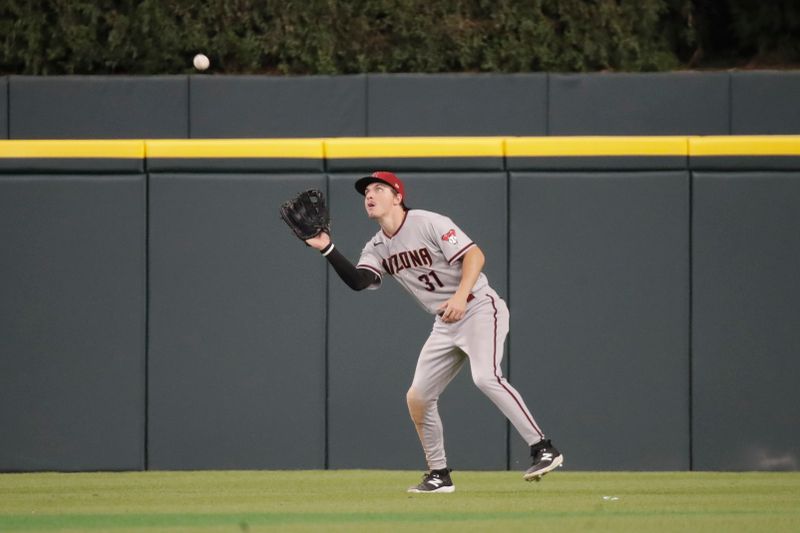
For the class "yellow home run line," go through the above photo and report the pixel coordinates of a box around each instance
[689,136,800,156]
[505,136,689,157]
[323,137,504,158]
[0,140,144,158]
[0,136,799,158]
[145,139,325,158]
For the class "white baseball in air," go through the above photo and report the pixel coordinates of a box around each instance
[193,53,210,71]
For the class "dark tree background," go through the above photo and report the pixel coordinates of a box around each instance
[1,0,798,75]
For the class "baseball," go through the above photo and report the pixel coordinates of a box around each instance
[193,53,210,71]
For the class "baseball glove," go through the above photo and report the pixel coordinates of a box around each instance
[279,189,331,240]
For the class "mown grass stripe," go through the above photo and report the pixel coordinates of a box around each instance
[2,471,798,532]
[3,508,799,531]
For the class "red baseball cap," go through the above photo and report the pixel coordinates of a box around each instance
[355,171,405,200]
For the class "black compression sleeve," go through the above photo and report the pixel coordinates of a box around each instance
[320,243,379,291]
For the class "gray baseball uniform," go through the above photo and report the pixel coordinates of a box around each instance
[356,209,545,470]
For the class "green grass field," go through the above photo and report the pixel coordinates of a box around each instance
[1,470,798,532]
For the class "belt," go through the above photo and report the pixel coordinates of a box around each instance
[437,293,475,316]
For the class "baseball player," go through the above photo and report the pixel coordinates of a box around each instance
[304,171,563,492]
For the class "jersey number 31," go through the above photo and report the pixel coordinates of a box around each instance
[418,271,444,291]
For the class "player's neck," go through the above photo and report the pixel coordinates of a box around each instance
[378,207,407,237]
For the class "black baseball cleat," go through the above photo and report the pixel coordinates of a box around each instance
[524,439,564,482]
[407,468,455,493]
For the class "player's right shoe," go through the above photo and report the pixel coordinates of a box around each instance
[524,439,564,482]
[407,468,455,493]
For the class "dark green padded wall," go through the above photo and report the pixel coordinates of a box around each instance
[548,73,730,135]
[9,76,188,139]
[692,171,800,470]
[0,172,146,471]
[367,73,547,136]
[508,170,691,470]
[147,172,327,469]
[189,76,367,138]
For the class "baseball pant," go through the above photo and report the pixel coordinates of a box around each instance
[406,289,545,470]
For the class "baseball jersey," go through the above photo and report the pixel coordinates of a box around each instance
[356,209,489,314]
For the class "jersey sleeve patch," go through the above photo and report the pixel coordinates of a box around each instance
[441,228,459,246]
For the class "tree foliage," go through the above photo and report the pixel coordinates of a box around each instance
[1,0,797,75]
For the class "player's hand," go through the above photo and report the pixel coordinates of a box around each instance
[305,232,331,250]
[438,294,468,323]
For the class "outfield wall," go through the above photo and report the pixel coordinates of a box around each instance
[1,136,799,473]
[2,72,800,139]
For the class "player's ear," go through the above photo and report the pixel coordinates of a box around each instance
[394,193,403,206]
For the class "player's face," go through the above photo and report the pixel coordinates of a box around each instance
[364,182,401,219]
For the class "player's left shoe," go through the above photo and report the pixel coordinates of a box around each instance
[524,439,564,482]
[407,468,455,493]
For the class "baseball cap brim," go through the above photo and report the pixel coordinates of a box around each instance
[355,175,386,195]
